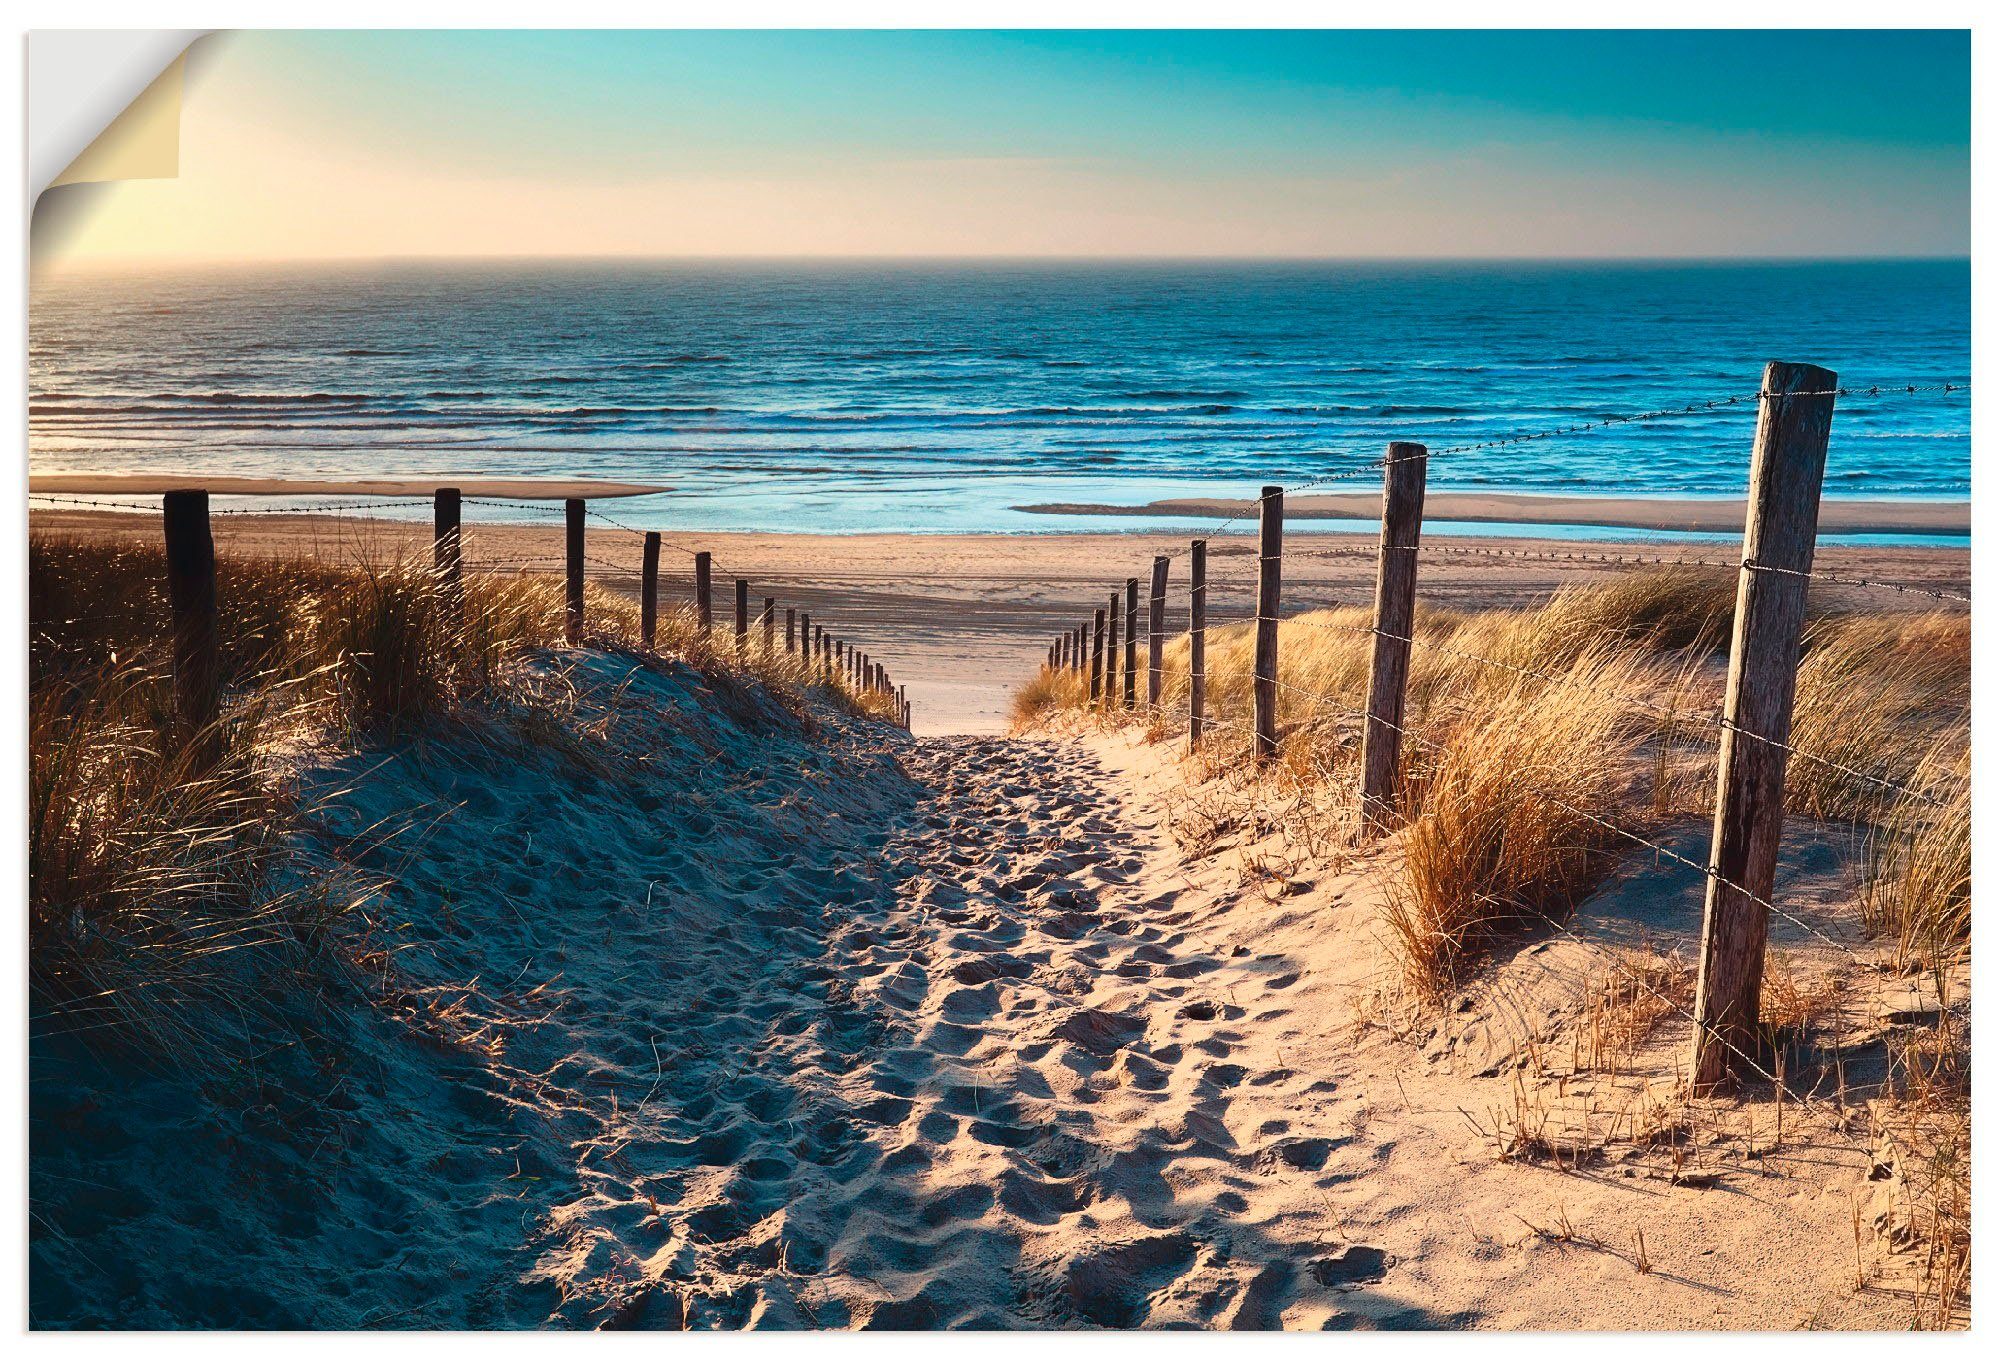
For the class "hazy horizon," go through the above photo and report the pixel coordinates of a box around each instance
[37,29,1970,268]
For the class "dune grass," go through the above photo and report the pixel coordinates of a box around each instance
[1017,567,1968,995]
[29,534,899,1061]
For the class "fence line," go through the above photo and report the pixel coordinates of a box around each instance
[69,485,914,738]
[1038,358,1967,1092]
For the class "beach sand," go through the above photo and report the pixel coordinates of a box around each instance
[1016,492,1971,537]
[30,507,1970,736]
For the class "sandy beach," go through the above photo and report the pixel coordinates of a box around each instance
[1017,492,1972,537]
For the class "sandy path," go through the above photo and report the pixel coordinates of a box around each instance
[546,730,1906,1329]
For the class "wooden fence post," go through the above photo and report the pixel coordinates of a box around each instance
[1189,538,1207,747]
[433,486,462,601]
[1123,577,1139,709]
[815,625,825,677]
[1090,608,1107,701]
[1147,555,1168,707]
[1360,443,1429,829]
[564,497,585,645]
[785,607,797,655]
[639,531,661,649]
[1690,361,1838,1092]
[734,579,749,653]
[1252,486,1283,759]
[1107,590,1121,711]
[762,596,775,655]
[695,551,713,628]
[162,489,220,757]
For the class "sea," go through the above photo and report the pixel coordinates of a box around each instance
[29,259,1971,542]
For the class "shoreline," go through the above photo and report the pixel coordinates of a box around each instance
[30,509,1968,736]
[27,473,672,499]
[1014,491,1972,537]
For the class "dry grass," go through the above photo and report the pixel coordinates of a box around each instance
[1860,735,1970,973]
[29,534,897,1061]
[1788,612,1969,821]
[26,661,357,1065]
[1576,946,1694,1077]
[1385,645,1679,997]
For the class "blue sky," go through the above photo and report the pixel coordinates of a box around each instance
[57,29,1972,260]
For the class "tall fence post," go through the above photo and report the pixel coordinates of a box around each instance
[1690,361,1838,1093]
[162,489,220,759]
[1107,590,1121,711]
[785,606,797,655]
[433,486,462,602]
[1123,577,1139,709]
[640,531,661,649]
[762,596,775,655]
[1090,608,1107,701]
[1252,486,1283,759]
[1360,444,1429,829]
[564,497,585,645]
[734,579,749,654]
[1189,538,1207,747]
[695,551,713,629]
[1147,556,1168,707]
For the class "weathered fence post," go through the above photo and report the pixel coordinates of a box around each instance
[1189,538,1207,747]
[785,607,797,655]
[564,497,585,645]
[1252,486,1283,759]
[815,625,825,677]
[762,596,775,655]
[1090,608,1107,701]
[734,579,749,653]
[1147,556,1168,707]
[640,531,661,649]
[1690,361,1838,1093]
[1360,443,1429,829]
[433,486,462,601]
[162,489,219,758]
[1107,590,1122,710]
[1123,577,1139,709]
[694,551,713,629]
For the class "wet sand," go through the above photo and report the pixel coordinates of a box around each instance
[29,509,1971,736]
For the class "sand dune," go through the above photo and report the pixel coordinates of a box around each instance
[33,644,1935,1328]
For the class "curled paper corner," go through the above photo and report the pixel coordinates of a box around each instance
[51,52,188,188]
[28,30,210,198]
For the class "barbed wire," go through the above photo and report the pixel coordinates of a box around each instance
[1742,561,1969,605]
[1187,669,1895,1003]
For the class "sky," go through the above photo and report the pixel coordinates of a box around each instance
[40,29,1972,263]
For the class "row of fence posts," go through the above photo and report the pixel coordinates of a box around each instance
[161,488,914,747]
[1042,360,1841,1093]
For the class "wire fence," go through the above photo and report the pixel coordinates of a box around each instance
[40,486,917,733]
[1043,364,1968,1094]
